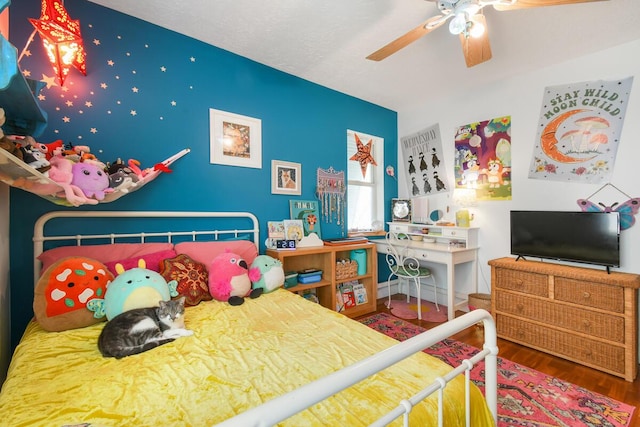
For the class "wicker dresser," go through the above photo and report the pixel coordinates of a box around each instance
[489,257,640,381]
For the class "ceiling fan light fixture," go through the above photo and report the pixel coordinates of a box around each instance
[469,14,486,38]
[449,13,467,35]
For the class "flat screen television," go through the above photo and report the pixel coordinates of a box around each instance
[510,210,620,270]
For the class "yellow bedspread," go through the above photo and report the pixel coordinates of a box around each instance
[0,290,494,426]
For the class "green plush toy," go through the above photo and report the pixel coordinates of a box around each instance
[250,255,285,293]
[88,258,178,320]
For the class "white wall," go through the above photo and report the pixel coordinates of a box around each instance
[397,39,640,296]
[0,183,9,385]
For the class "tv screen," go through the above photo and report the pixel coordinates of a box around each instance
[510,210,620,268]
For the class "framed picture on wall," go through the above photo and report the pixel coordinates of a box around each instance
[391,198,412,222]
[209,108,262,168]
[271,160,301,195]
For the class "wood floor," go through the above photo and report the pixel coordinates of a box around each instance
[368,297,640,425]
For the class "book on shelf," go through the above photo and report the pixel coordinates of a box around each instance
[289,200,322,239]
[283,219,304,241]
[336,290,345,312]
[266,220,285,249]
[300,288,319,304]
[268,221,285,239]
[339,282,356,308]
[352,282,367,305]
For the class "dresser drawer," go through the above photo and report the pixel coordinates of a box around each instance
[494,268,548,297]
[441,228,468,239]
[555,278,624,313]
[494,290,624,342]
[389,224,409,233]
[407,248,448,264]
[497,315,626,375]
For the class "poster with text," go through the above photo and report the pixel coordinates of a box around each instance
[454,116,512,201]
[529,77,633,183]
[400,124,449,197]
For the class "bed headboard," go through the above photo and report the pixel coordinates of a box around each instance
[33,211,259,284]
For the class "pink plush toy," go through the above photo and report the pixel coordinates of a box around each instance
[48,155,98,206]
[71,161,113,201]
[208,251,262,306]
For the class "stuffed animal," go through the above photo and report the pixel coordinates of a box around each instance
[250,255,285,293]
[48,154,98,206]
[109,169,139,193]
[19,136,51,173]
[87,258,179,320]
[208,251,262,305]
[34,256,114,331]
[71,161,113,200]
[0,108,23,160]
[38,139,64,160]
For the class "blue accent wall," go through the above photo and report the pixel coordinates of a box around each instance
[7,1,397,348]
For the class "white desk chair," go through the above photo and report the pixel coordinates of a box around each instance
[384,231,439,320]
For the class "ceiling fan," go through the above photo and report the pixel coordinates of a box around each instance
[366,0,608,67]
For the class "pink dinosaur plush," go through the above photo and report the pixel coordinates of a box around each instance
[208,251,262,306]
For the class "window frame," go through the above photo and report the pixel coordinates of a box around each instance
[346,131,385,236]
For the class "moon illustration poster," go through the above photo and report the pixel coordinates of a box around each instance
[454,116,512,201]
[400,123,450,197]
[529,77,633,183]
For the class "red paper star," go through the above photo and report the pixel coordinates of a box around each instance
[349,133,377,178]
[29,0,87,86]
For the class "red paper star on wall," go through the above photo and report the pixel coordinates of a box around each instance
[29,0,87,86]
[349,133,377,178]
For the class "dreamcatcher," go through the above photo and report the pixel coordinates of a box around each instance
[316,166,345,229]
[577,183,640,230]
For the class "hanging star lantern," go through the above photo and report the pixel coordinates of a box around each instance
[349,133,377,178]
[29,0,87,86]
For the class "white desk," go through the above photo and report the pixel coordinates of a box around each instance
[374,238,479,321]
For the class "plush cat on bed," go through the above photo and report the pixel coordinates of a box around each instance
[98,296,192,358]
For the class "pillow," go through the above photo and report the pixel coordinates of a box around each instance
[175,240,258,266]
[38,242,175,273]
[104,249,177,275]
[33,257,114,332]
[159,254,212,306]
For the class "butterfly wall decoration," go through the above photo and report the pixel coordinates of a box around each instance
[577,183,640,230]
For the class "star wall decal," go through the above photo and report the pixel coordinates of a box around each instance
[349,132,377,178]
[41,73,58,89]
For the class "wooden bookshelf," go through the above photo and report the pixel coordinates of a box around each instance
[267,242,377,318]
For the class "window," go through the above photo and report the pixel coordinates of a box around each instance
[347,130,384,234]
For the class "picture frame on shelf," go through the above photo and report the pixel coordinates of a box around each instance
[272,160,301,195]
[283,219,304,241]
[289,199,322,239]
[391,198,412,222]
[209,108,262,168]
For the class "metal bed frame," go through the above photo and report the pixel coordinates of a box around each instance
[32,210,498,426]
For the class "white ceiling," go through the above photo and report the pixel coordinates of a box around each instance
[87,0,640,113]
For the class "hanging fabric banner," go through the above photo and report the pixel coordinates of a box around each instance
[528,76,633,183]
[454,116,512,201]
[400,123,449,197]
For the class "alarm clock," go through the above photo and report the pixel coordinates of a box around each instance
[276,239,297,250]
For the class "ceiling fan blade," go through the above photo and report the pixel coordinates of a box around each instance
[493,0,608,11]
[459,15,492,67]
[366,15,447,61]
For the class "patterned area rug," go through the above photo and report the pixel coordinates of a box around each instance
[359,312,636,427]
[386,297,448,322]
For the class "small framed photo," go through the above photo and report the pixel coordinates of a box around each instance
[209,108,262,168]
[272,160,301,195]
[391,198,412,222]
